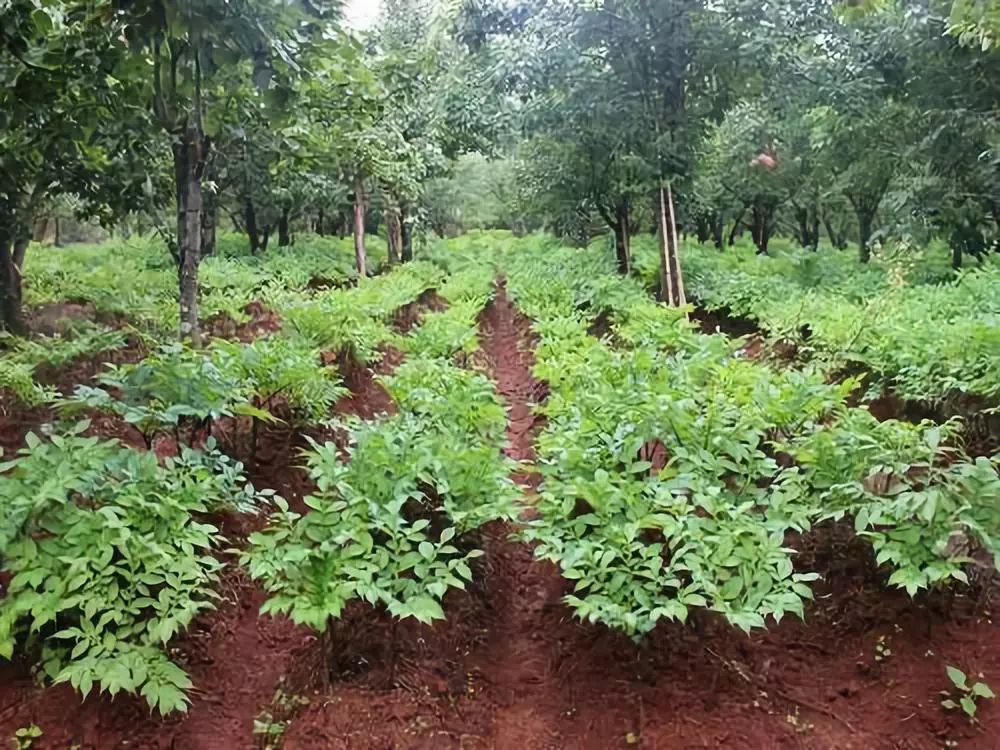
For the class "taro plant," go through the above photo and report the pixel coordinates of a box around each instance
[0,422,271,713]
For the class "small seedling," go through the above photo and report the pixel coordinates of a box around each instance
[252,713,285,750]
[12,725,42,750]
[785,707,815,735]
[875,634,892,662]
[940,666,995,719]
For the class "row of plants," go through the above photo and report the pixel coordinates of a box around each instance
[1,234,374,406]
[631,236,1000,404]
[245,263,518,629]
[0,252,464,713]
[0,323,128,406]
[24,234,374,336]
[492,236,999,636]
[0,422,271,714]
[62,338,346,448]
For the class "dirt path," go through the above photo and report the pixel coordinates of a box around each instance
[467,281,580,745]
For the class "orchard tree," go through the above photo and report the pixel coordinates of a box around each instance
[113,0,341,343]
[0,0,156,334]
[695,101,793,255]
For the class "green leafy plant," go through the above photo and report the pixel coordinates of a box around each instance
[12,725,42,750]
[246,337,518,635]
[941,665,995,719]
[0,422,271,713]
[61,343,276,446]
[485,233,1000,637]
[210,337,347,426]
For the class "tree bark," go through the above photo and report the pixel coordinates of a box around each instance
[317,209,326,236]
[386,207,402,265]
[656,184,686,307]
[695,217,711,244]
[353,177,368,277]
[612,201,631,275]
[823,215,845,250]
[728,217,742,247]
[750,201,774,255]
[173,124,204,346]
[278,207,291,247]
[0,226,27,335]
[245,200,261,255]
[847,190,884,264]
[857,209,873,263]
[400,205,413,262]
[201,196,217,256]
[711,215,724,250]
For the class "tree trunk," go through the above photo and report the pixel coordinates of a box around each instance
[317,209,325,236]
[695,217,711,244]
[728,217,742,247]
[711,215,724,250]
[848,190,883,264]
[353,178,368,277]
[793,205,811,249]
[245,200,261,255]
[656,184,686,307]
[386,208,402,265]
[750,202,773,255]
[857,210,873,263]
[201,197,217,257]
[278,208,291,247]
[400,205,413,262]
[612,202,631,275]
[0,225,27,335]
[823,215,845,250]
[174,125,204,346]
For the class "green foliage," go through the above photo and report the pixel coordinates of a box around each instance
[246,337,518,631]
[22,235,362,338]
[12,724,43,750]
[652,238,1000,403]
[0,422,269,713]
[63,343,264,442]
[788,415,1000,595]
[396,297,487,359]
[0,323,128,406]
[0,360,56,407]
[465,233,1000,636]
[284,259,444,361]
[941,665,996,719]
[210,337,346,425]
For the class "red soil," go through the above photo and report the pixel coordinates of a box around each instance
[203,300,283,342]
[393,289,449,335]
[1,288,998,749]
[0,337,147,457]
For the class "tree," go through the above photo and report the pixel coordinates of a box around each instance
[0,1,156,333]
[696,101,796,255]
[114,0,341,343]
